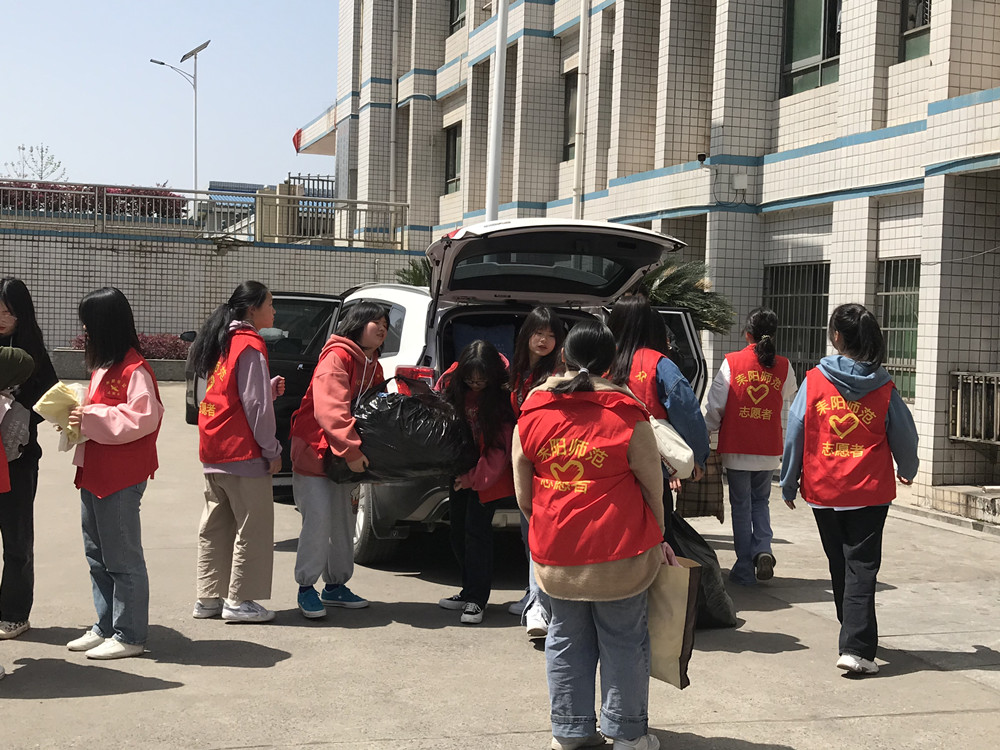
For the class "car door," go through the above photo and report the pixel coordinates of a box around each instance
[654,307,707,401]
[265,293,342,478]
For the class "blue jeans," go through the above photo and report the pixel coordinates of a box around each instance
[546,592,650,741]
[80,482,149,645]
[519,511,551,617]
[726,469,774,585]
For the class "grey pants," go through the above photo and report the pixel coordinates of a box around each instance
[197,473,274,602]
[292,473,357,588]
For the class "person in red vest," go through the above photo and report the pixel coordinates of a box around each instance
[435,340,516,625]
[514,320,665,750]
[289,301,387,618]
[781,303,918,676]
[608,294,710,554]
[0,278,57,643]
[64,288,164,660]
[703,308,798,585]
[189,281,285,624]
[508,306,565,636]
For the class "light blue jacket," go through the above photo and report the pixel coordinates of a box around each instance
[780,355,919,503]
[655,356,711,470]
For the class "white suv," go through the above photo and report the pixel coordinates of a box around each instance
[345,219,707,563]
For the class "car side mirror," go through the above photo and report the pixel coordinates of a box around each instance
[179,330,197,343]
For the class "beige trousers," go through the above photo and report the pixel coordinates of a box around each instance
[196,473,274,602]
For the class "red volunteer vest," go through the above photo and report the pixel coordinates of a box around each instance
[75,349,161,499]
[801,369,896,508]
[289,344,384,459]
[627,348,668,420]
[517,390,663,566]
[198,328,269,463]
[717,346,790,456]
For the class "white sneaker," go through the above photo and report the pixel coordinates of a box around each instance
[86,639,145,660]
[192,599,224,619]
[67,630,106,652]
[525,603,549,640]
[551,733,606,749]
[508,591,530,616]
[460,602,484,624]
[0,620,30,640]
[837,653,879,674]
[612,735,660,750]
[222,600,275,623]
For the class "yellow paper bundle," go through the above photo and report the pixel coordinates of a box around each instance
[33,381,88,447]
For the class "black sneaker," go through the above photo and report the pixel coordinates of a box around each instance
[438,594,467,610]
[754,553,776,581]
[460,602,484,624]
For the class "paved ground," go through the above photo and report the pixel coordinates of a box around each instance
[2,383,1000,749]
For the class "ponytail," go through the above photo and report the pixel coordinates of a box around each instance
[550,321,615,395]
[745,307,778,368]
[828,303,885,369]
[190,281,269,378]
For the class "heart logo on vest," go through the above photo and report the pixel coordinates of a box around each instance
[550,459,585,482]
[746,383,770,404]
[829,413,860,438]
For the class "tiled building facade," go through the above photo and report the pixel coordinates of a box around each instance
[301,0,1000,516]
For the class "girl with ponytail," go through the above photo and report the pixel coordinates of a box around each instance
[191,281,285,624]
[513,320,665,750]
[780,303,918,676]
[703,307,798,586]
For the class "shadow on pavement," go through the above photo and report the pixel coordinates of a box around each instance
[694,533,795,553]
[694,623,808,655]
[16,625,87,647]
[725,577,896,613]
[651,730,795,749]
[147,624,291,668]
[271,599,527,631]
[2,657,183,699]
[875,644,1000,677]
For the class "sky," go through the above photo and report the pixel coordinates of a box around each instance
[1,1,340,191]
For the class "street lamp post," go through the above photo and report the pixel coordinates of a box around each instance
[150,40,210,193]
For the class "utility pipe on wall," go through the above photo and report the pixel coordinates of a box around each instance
[388,0,400,203]
[572,0,590,220]
[484,0,510,222]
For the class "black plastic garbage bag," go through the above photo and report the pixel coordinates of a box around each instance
[323,382,479,484]
[670,512,738,629]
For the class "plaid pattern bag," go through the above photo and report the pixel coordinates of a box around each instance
[674,450,725,523]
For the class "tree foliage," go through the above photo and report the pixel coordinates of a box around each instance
[641,261,736,334]
[394,258,431,286]
[2,144,66,181]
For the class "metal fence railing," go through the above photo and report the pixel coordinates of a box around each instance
[950,371,1000,444]
[0,178,407,249]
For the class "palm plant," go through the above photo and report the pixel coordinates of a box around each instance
[641,261,736,334]
[394,258,432,286]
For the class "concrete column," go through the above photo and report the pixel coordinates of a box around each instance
[837,0,901,134]
[512,36,561,208]
[608,0,659,179]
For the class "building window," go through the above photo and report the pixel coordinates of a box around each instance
[450,0,466,35]
[445,124,462,195]
[562,72,578,162]
[781,0,841,97]
[763,262,831,385]
[900,0,931,62]
[877,258,920,401]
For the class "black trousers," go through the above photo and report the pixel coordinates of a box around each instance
[449,488,497,608]
[812,504,889,661]
[0,456,39,623]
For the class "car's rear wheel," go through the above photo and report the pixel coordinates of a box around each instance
[353,484,399,565]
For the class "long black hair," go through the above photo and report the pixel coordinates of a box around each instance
[606,293,655,386]
[829,303,886,369]
[336,300,389,348]
[190,281,270,378]
[551,320,616,395]
[511,306,565,391]
[744,307,778,368]
[443,339,514,450]
[0,277,57,423]
[78,287,142,371]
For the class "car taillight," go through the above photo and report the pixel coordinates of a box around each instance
[394,365,436,394]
